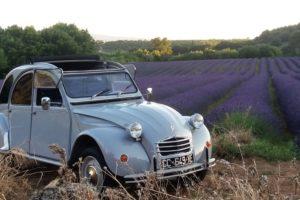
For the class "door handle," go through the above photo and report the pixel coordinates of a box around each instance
[8,109,12,113]
[32,111,37,115]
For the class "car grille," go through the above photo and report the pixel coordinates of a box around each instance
[157,137,191,156]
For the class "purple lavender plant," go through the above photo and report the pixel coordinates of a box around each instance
[206,58,282,131]
[160,74,246,114]
[270,58,300,135]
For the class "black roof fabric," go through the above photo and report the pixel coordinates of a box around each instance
[32,55,100,63]
[32,55,106,71]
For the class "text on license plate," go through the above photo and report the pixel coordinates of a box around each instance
[161,154,193,169]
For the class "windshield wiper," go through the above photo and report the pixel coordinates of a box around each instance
[119,83,133,95]
[91,89,111,99]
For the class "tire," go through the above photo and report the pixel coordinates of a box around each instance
[77,147,107,189]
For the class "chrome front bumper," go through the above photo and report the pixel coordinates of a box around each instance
[124,158,215,184]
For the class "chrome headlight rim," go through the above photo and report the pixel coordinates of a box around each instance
[189,113,204,129]
[127,122,143,141]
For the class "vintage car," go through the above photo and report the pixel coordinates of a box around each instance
[0,56,215,187]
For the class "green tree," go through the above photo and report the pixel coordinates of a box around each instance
[203,48,216,59]
[0,23,98,75]
[239,45,260,58]
[216,48,239,58]
[0,25,42,66]
[288,31,300,55]
[0,48,8,77]
[40,23,97,56]
[259,44,282,57]
[0,25,29,66]
[150,37,173,56]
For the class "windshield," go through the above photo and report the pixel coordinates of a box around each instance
[62,72,138,98]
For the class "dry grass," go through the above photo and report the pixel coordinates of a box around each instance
[199,159,300,200]
[1,145,299,200]
[31,144,99,200]
[0,149,32,200]
[102,158,300,200]
[213,128,253,161]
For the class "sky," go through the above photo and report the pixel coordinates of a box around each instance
[0,0,299,40]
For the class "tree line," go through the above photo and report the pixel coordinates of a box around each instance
[99,39,284,63]
[0,23,98,77]
[100,23,300,63]
[0,22,299,77]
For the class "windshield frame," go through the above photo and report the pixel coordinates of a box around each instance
[61,70,142,103]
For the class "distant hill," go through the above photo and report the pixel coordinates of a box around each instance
[99,39,251,54]
[255,23,300,47]
[254,23,300,56]
[99,40,152,52]
[98,23,300,56]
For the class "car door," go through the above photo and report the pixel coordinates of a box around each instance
[9,72,33,152]
[30,70,71,160]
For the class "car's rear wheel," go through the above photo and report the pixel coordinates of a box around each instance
[78,147,106,189]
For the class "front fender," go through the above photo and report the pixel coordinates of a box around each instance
[75,127,151,177]
[192,124,212,163]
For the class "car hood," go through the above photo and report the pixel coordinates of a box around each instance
[73,100,192,156]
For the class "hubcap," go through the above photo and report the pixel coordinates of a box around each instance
[80,156,104,187]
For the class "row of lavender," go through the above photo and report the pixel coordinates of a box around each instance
[135,58,257,114]
[206,58,283,130]
[268,58,300,136]
[134,57,300,136]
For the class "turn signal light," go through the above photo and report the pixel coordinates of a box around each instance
[120,154,128,163]
[206,141,212,148]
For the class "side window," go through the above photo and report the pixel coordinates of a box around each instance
[11,73,33,105]
[35,71,62,107]
[0,75,13,104]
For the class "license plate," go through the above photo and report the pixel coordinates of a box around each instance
[161,154,193,169]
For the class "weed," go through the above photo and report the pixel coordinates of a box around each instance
[0,150,31,200]
[31,144,99,200]
[213,111,297,161]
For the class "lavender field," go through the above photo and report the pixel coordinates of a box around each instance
[134,57,300,142]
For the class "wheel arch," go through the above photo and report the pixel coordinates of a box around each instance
[69,134,104,166]
[70,127,151,177]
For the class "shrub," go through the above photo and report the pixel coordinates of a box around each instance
[239,45,260,58]
[239,44,282,58]
[258,44,282,57]
[215,48,239,58]
[213,112,297,161]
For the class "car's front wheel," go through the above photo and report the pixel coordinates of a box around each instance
[78,147,106,189]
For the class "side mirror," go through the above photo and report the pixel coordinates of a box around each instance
[41,97,51,110]
[146,88,153,101]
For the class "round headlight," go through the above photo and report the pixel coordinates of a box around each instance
[127,122,142,140]
[189,113,204,129]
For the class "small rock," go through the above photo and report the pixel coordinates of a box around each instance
[219,159,230,165]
